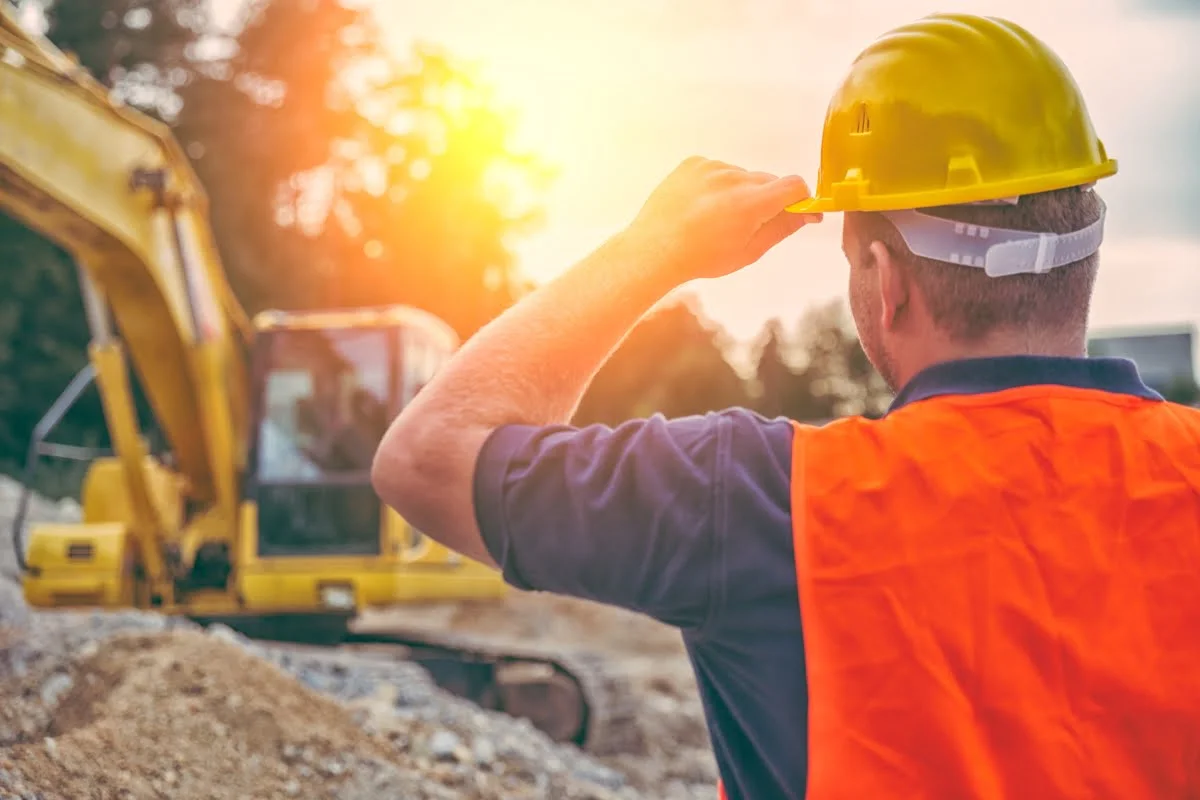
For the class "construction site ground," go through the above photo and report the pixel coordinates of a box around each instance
[0,478,717,800]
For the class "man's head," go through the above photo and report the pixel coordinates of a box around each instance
[786,12,1118,389]
[842,187,1104,390]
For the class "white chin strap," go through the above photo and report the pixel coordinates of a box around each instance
[880,196,1106,278]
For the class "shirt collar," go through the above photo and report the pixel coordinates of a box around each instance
[888,355,1163,413]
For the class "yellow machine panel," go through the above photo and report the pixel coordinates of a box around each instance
[22,522,134,609]
[235,501,507,616]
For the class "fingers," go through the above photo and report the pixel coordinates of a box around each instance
[746,174,815,214]
[744,208,817,264]
[689,159,822,252]
[705,164,817,215]
[640,156,822,279]
[679,156,811,199]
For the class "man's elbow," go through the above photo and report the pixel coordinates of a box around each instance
[371,417,499,568]
[371,423,424,517]
[370,412,479,519]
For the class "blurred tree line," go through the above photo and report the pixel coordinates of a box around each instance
[0,0,887,496]
[577,296,891,425]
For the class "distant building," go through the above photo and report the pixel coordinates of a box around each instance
[1087,324,1197,399]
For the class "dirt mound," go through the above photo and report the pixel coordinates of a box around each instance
[0,629,643,800]
[0,630,389,799]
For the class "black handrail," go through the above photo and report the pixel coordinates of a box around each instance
[11,364,103,573]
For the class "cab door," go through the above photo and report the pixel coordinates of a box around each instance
[247,326,394,559]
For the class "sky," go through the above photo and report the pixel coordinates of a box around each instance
[370,0,1200,366]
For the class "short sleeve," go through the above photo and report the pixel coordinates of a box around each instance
[472,413,726,629]
[472,409,796,632]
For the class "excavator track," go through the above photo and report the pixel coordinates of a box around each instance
[339,626,645,757]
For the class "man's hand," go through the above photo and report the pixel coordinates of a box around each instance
[624,157,822,283]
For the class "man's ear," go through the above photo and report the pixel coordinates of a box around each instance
[870,241,909,333]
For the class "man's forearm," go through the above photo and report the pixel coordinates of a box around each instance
[420,230,678,429]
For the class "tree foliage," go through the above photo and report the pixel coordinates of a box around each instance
[0,216,108,494]
[747,300,892,422]
[574,295,750,424]
[43,0,548,329]
[0,0,545,486]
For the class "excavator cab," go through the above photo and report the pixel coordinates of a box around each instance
[230,307,508,634]
[250,317,401,559]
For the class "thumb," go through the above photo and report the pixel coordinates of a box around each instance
[743,209,822,265]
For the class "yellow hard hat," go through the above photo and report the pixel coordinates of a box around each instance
[788,13,1117,214]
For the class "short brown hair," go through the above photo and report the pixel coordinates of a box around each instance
[848,188,1103,342]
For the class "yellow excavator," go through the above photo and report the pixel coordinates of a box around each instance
[0,6,636,753]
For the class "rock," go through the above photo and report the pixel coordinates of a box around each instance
[426,730,461,762]
[205,624,244,646]
[283,779,300,796]
[39,673,72,707]
[471,736,496,766]
[573,762,627,791]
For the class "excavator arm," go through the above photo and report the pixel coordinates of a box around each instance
[0,6,249,526]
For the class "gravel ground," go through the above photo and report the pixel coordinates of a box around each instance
[0,477,718,799]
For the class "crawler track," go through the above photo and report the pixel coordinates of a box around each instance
[339,627,645,756]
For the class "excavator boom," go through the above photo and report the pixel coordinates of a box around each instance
[0,6,248,511]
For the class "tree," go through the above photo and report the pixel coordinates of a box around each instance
[749,318,789,419]
[0,0,548,491]
[574,295,750,425]
[789,301,891,419]
[43,0,549,333]
[0,215,106,489]
[749,300,892,423]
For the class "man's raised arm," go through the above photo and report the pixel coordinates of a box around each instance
[370,157,820,566]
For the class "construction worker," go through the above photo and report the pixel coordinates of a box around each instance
[372,12,1200,799]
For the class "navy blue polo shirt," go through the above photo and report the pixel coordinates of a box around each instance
[472,356,1161,799]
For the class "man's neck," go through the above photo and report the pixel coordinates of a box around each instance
[894,328,1088,390]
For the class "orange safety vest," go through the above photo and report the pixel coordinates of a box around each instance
[761,385,1200,799]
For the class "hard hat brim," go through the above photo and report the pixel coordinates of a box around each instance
[785,159,1118,215]
[785,196,834,215]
